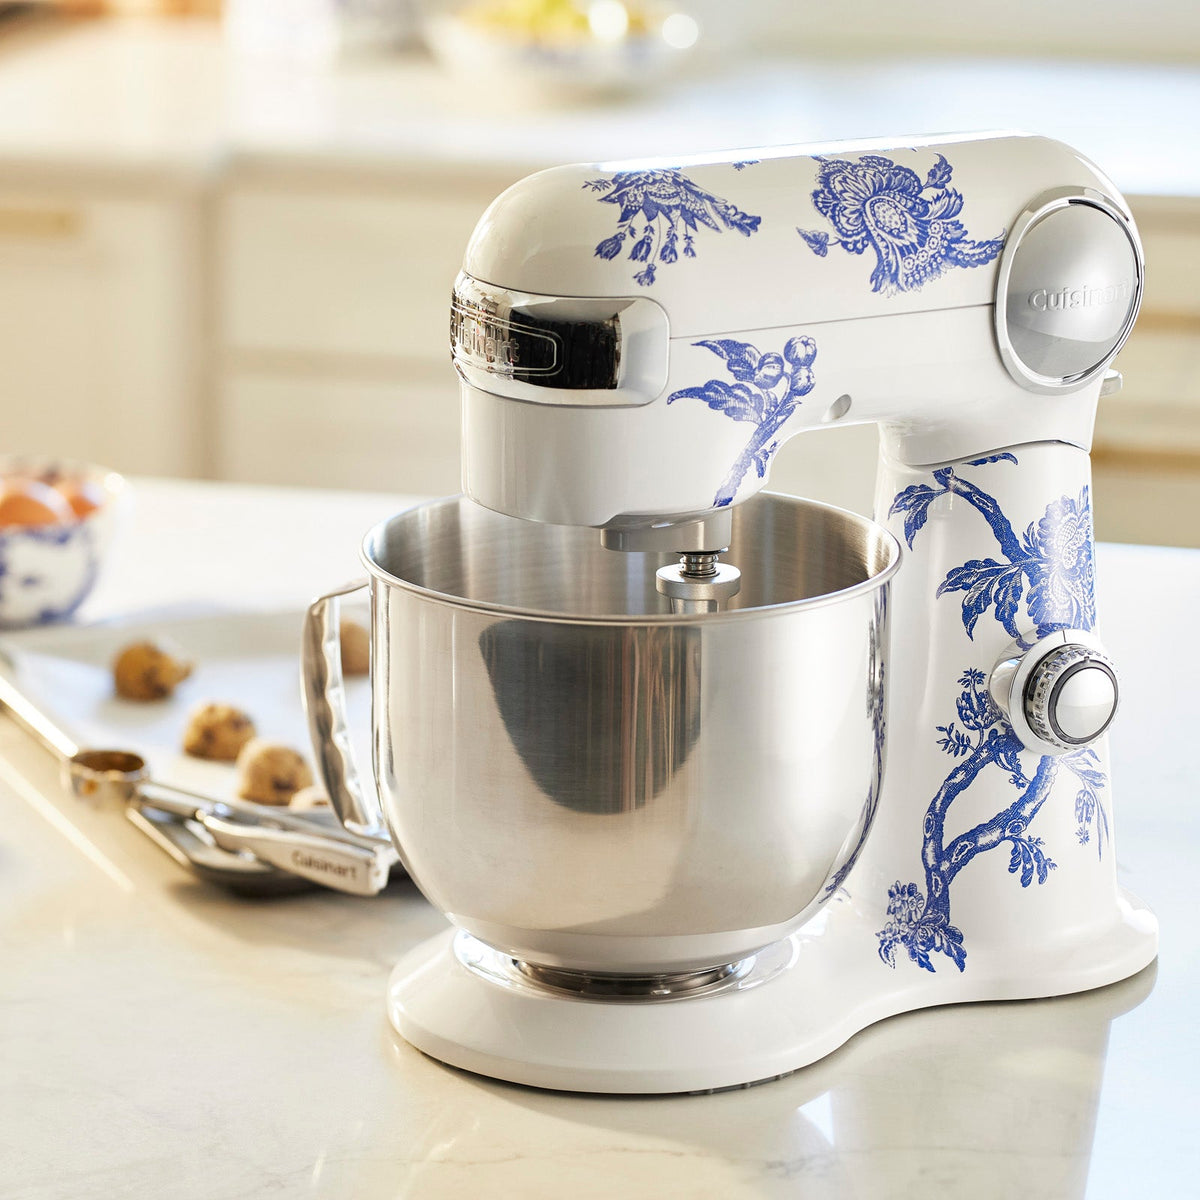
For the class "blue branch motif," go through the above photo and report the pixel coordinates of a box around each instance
[667,335,817,507]
[797,152,1004,294]
[583,169,761,287]
[877,456,1109,973]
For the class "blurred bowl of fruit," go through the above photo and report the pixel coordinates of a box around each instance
[424,0,701,99]
[0,457,127,630]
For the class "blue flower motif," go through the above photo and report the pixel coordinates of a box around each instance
[668,335,817,506]
[1022,490,1096,633]
[584,169,761,287]
[877,880,967,973]
[888,880,924,923]
[797,153,1004,294]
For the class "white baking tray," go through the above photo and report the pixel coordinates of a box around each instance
[0,607,374,805]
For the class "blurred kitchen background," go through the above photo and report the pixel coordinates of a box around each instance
[1,0,1198,544]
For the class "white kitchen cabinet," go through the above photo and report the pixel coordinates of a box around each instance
[214,174,511,491]
[0,185,204,477]
[218,364,461,495]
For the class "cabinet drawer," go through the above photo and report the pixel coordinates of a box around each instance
[217,368,462,494]
[219,182,506,361]
[0,188,202,476]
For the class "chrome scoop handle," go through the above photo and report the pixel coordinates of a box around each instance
[301,580,392,845]
[201,813,393,896]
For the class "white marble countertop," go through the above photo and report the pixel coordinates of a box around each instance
[1,476,1198,1199]
[1,18,1199,197]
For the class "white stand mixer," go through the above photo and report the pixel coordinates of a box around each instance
[305,132,1158,1093]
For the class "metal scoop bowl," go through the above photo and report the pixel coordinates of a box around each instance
[64,748,149,804]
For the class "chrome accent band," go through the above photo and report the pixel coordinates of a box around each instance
[450,272,670,407]
[515,958,753,1002]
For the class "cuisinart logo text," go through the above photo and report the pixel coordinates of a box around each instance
[1027,278,1131,312]
[450,301,559,375]
[292,849,358,879]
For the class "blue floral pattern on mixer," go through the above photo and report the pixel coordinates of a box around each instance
[797,153,1004,294]
[583,169,761,287]
[667,335,817,507]
[877,456,1109,974]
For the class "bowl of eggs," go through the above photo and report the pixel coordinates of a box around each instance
[0,457,127,630]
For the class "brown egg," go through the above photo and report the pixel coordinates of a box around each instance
[0,479,74,528]
[56,480,105,520]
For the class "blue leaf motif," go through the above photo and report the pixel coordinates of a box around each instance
[964,453,1018,467]
[936,723,972,756]
[693,338,762,383]
[797,228,829,256]
[924,153,953,189]
[888,483,944,550]
[1007,836,1056,888]
[936,558,1024,639]
[722,207,762,236]
[667,380,764,424]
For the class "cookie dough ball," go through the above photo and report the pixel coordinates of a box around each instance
[340,618,370,677]
[113,639,193,701]
[236,739,313,806]
[182,703,256,762]
[288,785,331,812]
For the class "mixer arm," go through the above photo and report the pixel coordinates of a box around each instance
[452,134,1143,533]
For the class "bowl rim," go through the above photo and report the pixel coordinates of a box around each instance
[359,491,902,627]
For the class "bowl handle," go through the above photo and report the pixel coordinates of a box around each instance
[302,580,391,844]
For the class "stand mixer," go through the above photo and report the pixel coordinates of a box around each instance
[303,131,1158,1093]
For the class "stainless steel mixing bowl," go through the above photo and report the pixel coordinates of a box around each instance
[309,492,899,976]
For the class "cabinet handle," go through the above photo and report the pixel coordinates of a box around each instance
[0,206,82,239]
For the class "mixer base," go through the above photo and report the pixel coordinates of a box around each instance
[387,888,1157,1094]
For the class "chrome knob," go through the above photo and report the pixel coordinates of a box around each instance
[1025,645,1118,750]
[989,631,1119,756]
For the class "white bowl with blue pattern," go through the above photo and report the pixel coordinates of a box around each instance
[0,457,128,630]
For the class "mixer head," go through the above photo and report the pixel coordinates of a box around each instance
[450,132,1142,560]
